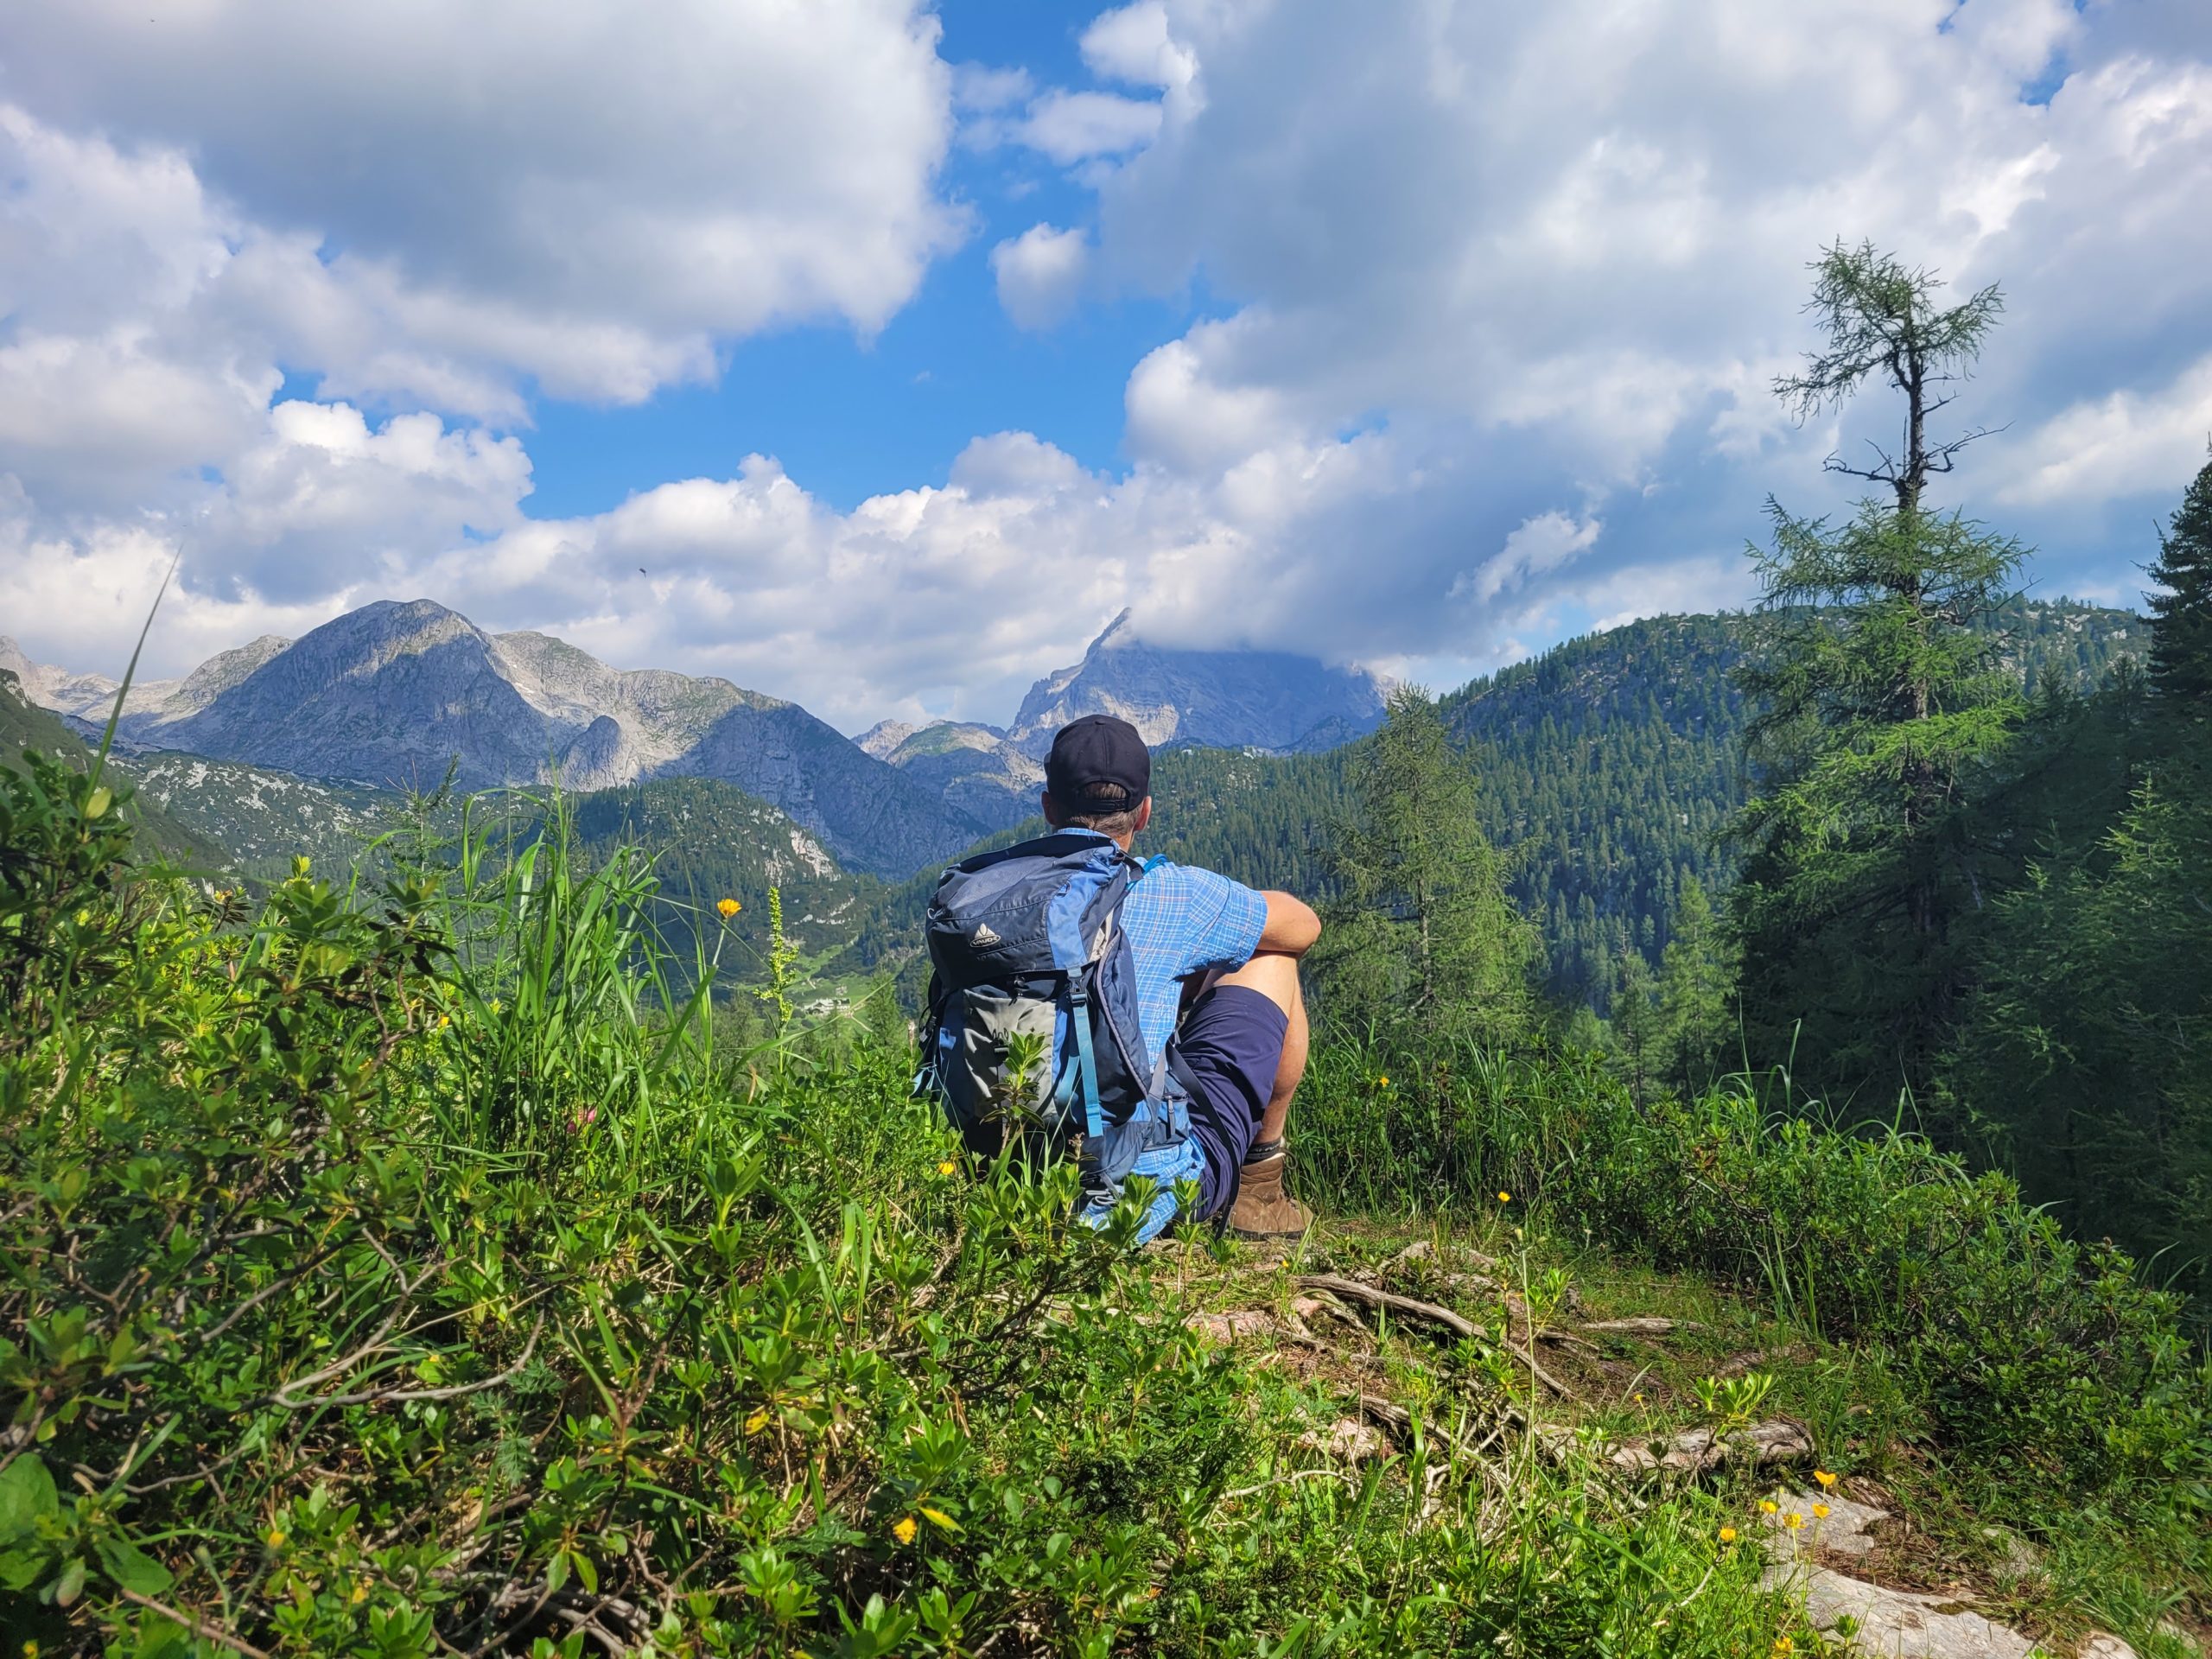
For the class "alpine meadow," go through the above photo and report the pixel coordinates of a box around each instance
[3,3,2212,1656]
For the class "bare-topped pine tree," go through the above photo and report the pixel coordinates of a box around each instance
[1731,242,2027,1100]
[1775,240,2006,517]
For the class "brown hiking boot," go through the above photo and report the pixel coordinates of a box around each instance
[1227,1145,1313,1241]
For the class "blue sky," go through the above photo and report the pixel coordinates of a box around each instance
[508,3,1197,520]
[2,0,2209,730]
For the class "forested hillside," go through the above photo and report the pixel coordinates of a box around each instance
[1446,599,2141,1007]
[560,777,879,966]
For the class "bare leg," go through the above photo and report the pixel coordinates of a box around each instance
[1212,950,1307,1143]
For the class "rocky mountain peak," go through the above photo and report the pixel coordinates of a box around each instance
[1005,615,1385,758]
[857,720,918,760]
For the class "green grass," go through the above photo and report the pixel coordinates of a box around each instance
[1,758,2204,1656]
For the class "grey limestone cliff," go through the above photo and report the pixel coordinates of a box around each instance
[1007,611,1384,758]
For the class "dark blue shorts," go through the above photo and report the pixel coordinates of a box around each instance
[1176,985,1288,1219]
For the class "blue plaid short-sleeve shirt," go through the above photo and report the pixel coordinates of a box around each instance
[1064,830,1268,1065]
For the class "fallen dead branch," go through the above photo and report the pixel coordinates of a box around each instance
[1295,1274,1485,1341]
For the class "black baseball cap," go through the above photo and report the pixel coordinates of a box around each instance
[1045,714,1150,810]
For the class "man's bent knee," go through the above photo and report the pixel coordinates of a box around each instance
[1215,950,1302,1018]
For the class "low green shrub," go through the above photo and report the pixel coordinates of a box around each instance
[2,768,1809,1656]
[1294,1035,2212,1522]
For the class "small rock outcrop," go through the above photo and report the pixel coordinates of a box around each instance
[1761,1490,2040,1658]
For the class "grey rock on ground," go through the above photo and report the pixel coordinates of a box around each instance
[1297,1418,1389,1462]
[1764,1488,1887,1560]
[1764,1566,2038,1659]
[1608,1420,1813,1473]
[1182,1309,1277,1345]
[1762,1490,2045,1658]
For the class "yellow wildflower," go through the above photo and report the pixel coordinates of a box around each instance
[1773,1642,1795,1656]
[1759,1499,1778,1515]
[1497,1191,1512,1204]
[938,1160,957,1177]
[717,898,741,918]
[1814,1468,1837,1488]
[1812,1503,1830,1519]
[1783,1512,1803,1530]
[893,1516,918,1546]
[1378,1075,1389,1088]
[1718,1526,1738,1543]
[266,1528,288,1549]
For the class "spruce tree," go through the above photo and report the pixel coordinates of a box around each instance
[1656,878,1737,1093]
[1313,688,1537,1047]
[1732,242,2025,1098]
[1609,951,1664,1104]
[2147,449,2212,712]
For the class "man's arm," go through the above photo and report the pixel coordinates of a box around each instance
[1255,890,1320,958]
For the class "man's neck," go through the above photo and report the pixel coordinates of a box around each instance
[1052,823,1136,855]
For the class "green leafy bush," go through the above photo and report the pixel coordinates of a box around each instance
[2,766,1806,1656]
[1294,1035,2212,1521]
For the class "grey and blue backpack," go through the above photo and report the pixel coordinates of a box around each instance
[918,831,1204,1243]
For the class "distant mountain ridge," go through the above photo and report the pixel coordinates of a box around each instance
[3,603,1391,858]
[0,602,977,879]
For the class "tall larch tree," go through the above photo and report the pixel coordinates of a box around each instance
[1730,241,2026,1102]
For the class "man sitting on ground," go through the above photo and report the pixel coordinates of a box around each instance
[1036,714,1320,1238]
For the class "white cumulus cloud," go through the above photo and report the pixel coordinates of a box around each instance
[1018,91,1165,164]
[8,0,2212,724]
[0,0,963,408]
[990,225,1092,329]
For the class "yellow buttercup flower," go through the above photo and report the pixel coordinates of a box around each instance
[938,1160,957,1177]
[1812,1503,1830,1519]
[1718,1526,1738,1543]
[1773,1641,1795,1656]
[1759,1499,1779,1515]
[1378,1075,1389,1088]
[1783,1512,1804,1530]
[893,1516,918,1546]
[1814,1468,1837,1488]
[717,897,741,918]
[1497,1191,1512,1204]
